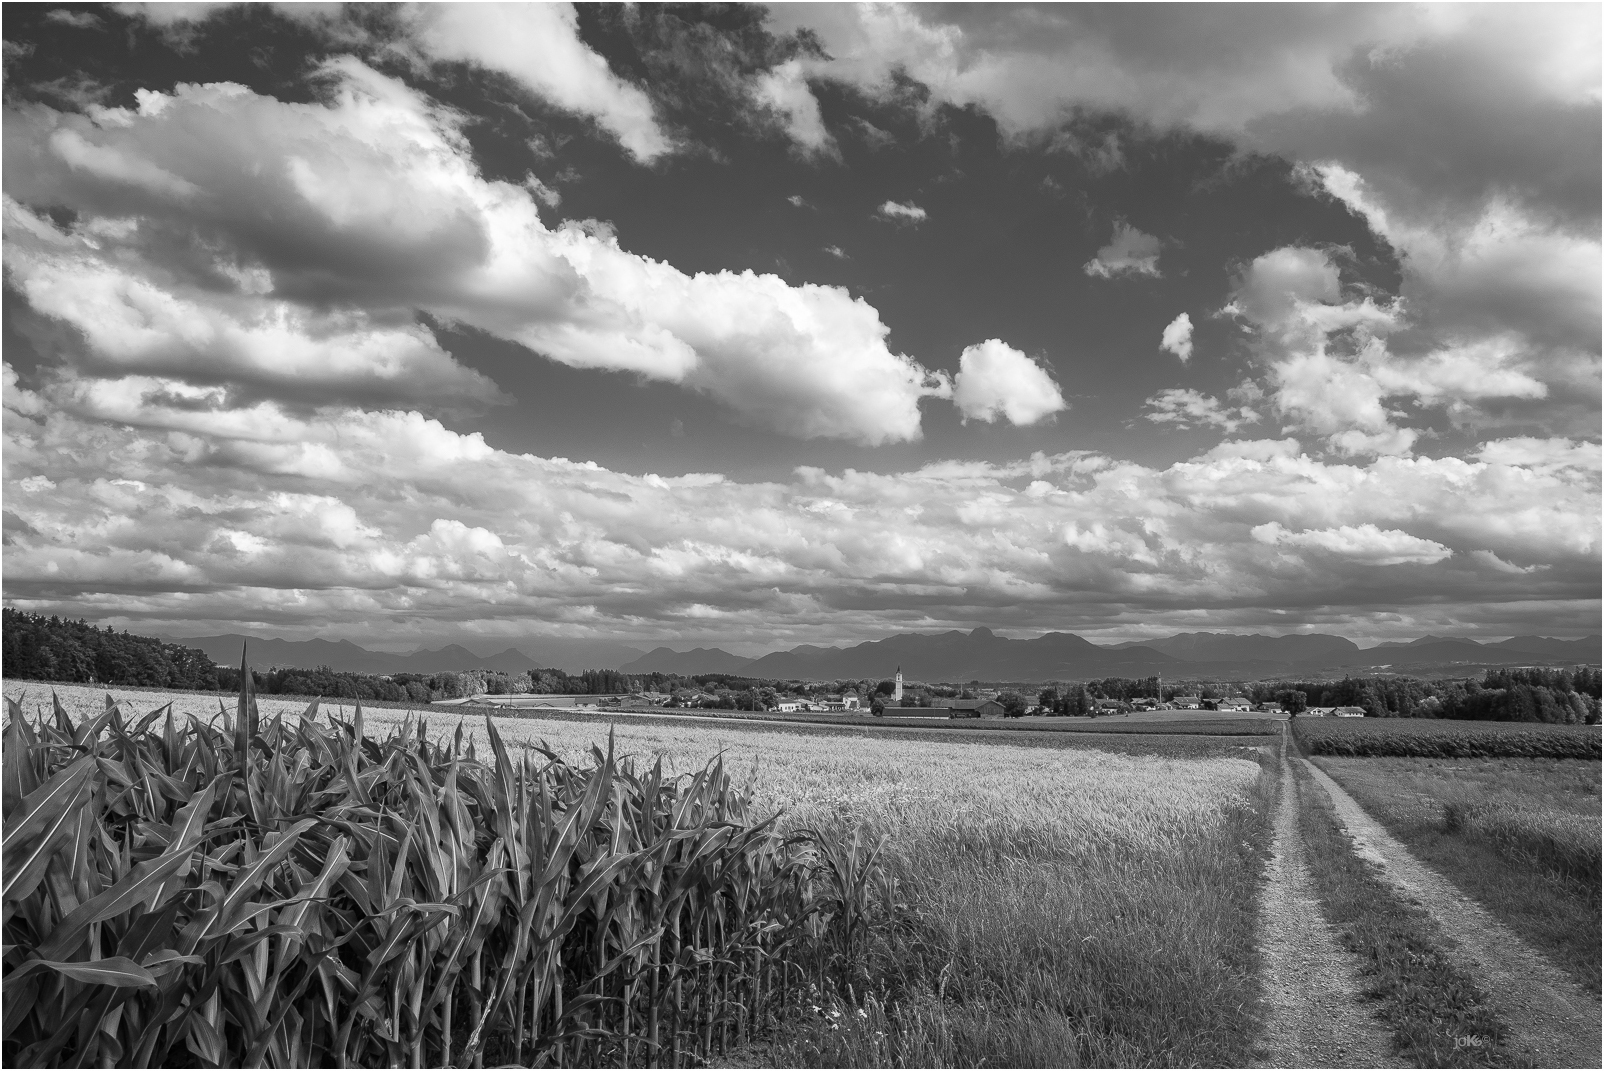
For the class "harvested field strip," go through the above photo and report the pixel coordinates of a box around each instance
[1295,718,1601,759]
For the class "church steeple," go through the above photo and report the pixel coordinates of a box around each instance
[894,666,903,704]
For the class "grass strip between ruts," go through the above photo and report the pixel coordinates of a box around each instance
[1289,753,1522,1068]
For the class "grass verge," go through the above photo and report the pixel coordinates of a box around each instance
[1313,756,1601,994]
[1291,754,1519,1067]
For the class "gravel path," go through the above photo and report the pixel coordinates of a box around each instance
[1305,760,1604,1069]
[1254,731,1401,1068]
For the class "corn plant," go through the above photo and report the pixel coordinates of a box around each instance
[2,656,891,1067]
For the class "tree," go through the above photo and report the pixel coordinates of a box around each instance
[1275,689,1308,717]
[997,691,1028,718]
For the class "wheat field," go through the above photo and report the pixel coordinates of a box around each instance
[6,682,1271,1067]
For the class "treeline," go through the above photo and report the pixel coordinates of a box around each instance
[1254,667,1600,723]
[2,610,221,690]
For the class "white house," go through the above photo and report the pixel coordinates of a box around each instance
[1334,706,1366,718]
[1172,696,1201,709]
[1217,697,1252,712]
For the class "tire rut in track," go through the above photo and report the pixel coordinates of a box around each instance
[1254,730,1401,1068]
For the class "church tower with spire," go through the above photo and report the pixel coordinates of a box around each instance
[894,666,903,704]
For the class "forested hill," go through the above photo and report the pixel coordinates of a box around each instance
[3,609,222,690]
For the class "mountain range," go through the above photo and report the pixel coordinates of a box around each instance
[168,634,645,675]
[165,629,1600,683]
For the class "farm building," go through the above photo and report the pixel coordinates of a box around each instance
[1334,706,1366,717]
[946,698,1005,719]
[1094,699,1125,713]
[1215,697,1252,711]
[1172,696,1202,709]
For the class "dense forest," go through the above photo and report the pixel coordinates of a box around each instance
[2,610,221,690]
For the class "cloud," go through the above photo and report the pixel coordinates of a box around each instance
[1160,313,1193,362]
[766,5,1599,443]
[752,59,836,158]
[1083,222,1161,278]
[1143,389,1258,435]
[1251,522,1453,566]
[2,197,504,409]
[45,9,102,29]
[950,340,1066,426]
[3,61,948,444]
[401,4,672,162]
[764,5,1429,137]
[1312,162,1599,372]
[1224,246,1556,456]
[5,372,1597,644]
[823,245,848,259]
[114,2,672,161]
[787,194,811,208]
[876,200,927,224]
[1475,437,1601,475]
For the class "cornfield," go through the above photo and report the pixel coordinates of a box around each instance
[2,666,892,1068]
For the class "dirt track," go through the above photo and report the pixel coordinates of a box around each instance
[1306,760,1604,1069]
[1254,732,1400,1068]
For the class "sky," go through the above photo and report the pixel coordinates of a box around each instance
[1,2,1599,656]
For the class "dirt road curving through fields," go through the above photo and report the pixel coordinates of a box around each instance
[1305,760,1604,1069]
[1254,731,1401,1068]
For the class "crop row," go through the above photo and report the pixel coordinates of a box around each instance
[1294,718,1602,759]
[2,671,889,1068]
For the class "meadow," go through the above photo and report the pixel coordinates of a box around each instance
[1310,754,1602,994]
[6,681,1272,1067]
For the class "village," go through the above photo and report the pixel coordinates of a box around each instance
[434,667,1371,719]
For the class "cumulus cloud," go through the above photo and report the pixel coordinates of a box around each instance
[752,59,836,158]
[1312,162,1599,373]
[113,3,672,161]
[46,9,102,29]
[950,340,1066,426]
[1160,312,1193,361]
[765,4,1599,444]
[1143,389,1258,434]
[2,197,504,409]
[401,4,672,163]
[5,370,1596,643]
[1083,222,1162,278]
[877,200,927,224]
[1224,246,1556,456]
[2,61,948,444]
[1251,522,1453,566]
